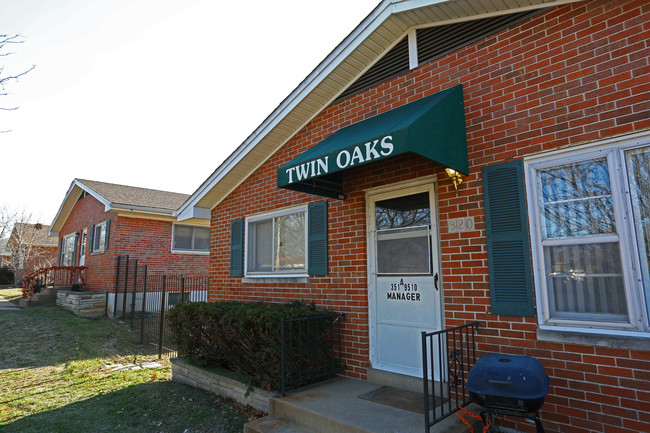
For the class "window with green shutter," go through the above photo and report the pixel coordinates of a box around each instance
[482,160,534,316]
[230,202,329,277]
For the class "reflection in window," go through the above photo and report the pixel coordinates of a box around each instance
[275,213,306,271]
[375,192,432,274]
[538,159,615,238]
[61,234,76,266]
[535,156,628,323]
[247,210,305,273]
[626,147,650,320]
[376,192,431,229]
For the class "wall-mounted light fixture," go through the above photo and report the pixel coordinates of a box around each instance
[445,168,464,190]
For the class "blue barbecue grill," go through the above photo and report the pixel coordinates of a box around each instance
[466,354,549,433]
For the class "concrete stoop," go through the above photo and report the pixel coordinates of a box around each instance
[244,377,484,433]
[19,287,68,308]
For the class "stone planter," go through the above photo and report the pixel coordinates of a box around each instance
[56,290,106,318]
[171,357,276,413]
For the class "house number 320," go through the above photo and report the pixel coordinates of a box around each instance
[448,216,475,233]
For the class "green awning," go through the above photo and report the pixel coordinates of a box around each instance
[277,84,468,199]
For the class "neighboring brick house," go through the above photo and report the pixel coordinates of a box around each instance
[178,1,649,432]
[49,179,210,313]
[0,239,12,268]
[6,223,58,283]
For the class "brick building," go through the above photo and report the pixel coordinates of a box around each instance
[178,1,649,432]
[6,223,58,283]
[50,179,209,314]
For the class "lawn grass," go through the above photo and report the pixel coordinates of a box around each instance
[0,289,264,433]
[0,287,23,303]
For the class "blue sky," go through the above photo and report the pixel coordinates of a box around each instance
[1,0,379,223]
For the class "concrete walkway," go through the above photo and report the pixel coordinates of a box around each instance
[0,295,22,311]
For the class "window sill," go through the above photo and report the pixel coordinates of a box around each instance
[171,250,209,255]
[537,325,650,351]
[90,250,106,255]
[242,276,309,284]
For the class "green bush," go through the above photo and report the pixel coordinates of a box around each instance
[167,301,339,391]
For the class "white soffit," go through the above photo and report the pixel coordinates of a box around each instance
[179,0,584,217]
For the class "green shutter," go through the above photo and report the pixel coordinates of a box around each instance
[482,160,534,316]
[58,237,64,265]
[308,201,328,276]
[104,219,110,250]
[230,219,244,277]
[72,232,79,266]
[88,225,95,253]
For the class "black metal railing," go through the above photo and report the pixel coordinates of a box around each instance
[422,322,480,431]
[280,313,345,394]
[113,255,208,357]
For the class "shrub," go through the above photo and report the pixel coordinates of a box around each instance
[167,301,339,391]
[0,267,14,285]
[71,283,83,292]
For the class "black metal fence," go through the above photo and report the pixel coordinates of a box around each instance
[280,313,345,394]
[113,255,208,357]
[421,322,480,431]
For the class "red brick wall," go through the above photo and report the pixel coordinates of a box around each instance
[21,245,57,276]
[209,1,649,432]
[59,194,116,291]
[113,216,209,276]
[59,195,209,292]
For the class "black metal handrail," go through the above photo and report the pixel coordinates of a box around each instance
[422,321,480,431]
[280,313,345,394]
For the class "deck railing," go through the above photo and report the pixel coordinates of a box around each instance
[21,265,87,298]
[422,321,480,431]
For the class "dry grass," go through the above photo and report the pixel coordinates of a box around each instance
[0,291,264,433]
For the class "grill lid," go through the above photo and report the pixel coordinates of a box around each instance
[466,354,549,400]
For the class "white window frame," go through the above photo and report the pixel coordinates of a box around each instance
[525,132,650,338]
[244,204,308,278]
[92,220,108,254]
[171,224,210,255]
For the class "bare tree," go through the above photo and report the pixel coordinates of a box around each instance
[0,206,56,283]
[1,34,36,132]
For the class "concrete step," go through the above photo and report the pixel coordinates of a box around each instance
[30,292,56,304]
[250,376,484,433]
[245,416,312,433]
[19,298,40,308]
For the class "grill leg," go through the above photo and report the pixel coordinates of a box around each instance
[525,412,545,433]
[480,410,495,433]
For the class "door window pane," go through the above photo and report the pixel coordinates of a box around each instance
[375,192,431,229]
[377,226,431,274]
[375,192,432,274]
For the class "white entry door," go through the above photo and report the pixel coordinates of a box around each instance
[367,181,442,378]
